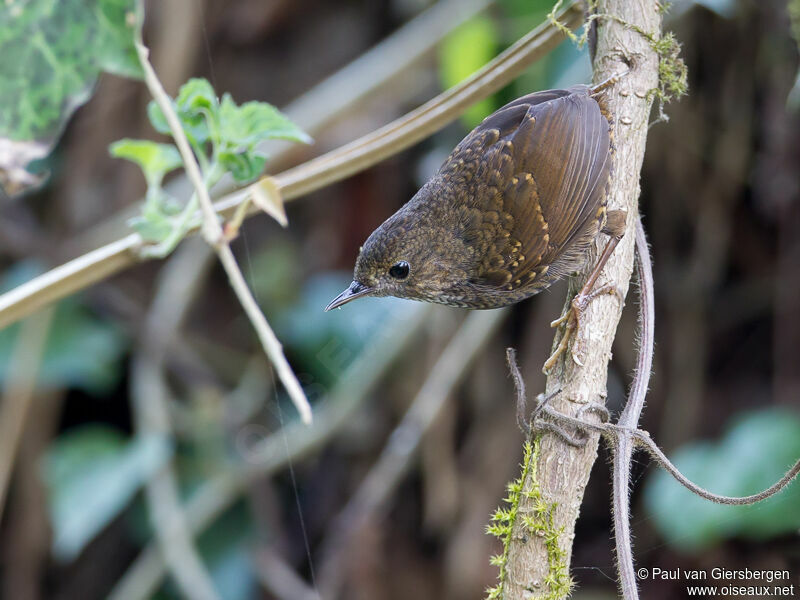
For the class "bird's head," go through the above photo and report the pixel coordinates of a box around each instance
[325,197,472,311]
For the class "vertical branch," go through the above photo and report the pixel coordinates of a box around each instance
[501,2,660,598]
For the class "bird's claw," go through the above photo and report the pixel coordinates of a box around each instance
[542,284,623,373]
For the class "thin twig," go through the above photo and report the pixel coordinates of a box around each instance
[0,308,54,521]
[537,402,800,504]
[630,430,800,505]
[612,217,654,600]
[134,37,312,424]
[0,2,582,331]
[317,309,508,598]
[506,348,529,434]
[530,404,800,507]
[234,0,494,177]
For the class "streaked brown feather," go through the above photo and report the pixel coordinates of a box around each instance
[460,85,611,297]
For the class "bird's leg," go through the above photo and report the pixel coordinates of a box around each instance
[543,211,627,373]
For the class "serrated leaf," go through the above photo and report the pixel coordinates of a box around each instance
[43,425,172,561]
[219,150,266,185]
[0,0,140,195]
[175,77,219,114]
[109,138,182,187]
[146,78,219,147]
[643,408,800,553]
[147,99,211,148]
[218,94,312,149]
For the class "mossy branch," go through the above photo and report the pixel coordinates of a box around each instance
[489,1,662,598]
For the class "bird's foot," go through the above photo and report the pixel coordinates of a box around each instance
[542,284,624,373]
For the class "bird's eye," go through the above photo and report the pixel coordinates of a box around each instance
[389,261,410,280]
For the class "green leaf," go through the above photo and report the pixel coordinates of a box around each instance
[218,150,266,184]
[43,425,172,561]
[643,408,800,553]
[128,213,174,243]
[438,16,499,128]
[175,77,219,114]
[109,138,182,187]
[218,94,312,149]
[0,0,140,194]
[147,78,219,146]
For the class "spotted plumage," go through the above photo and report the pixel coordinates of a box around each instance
[326,84,619,312]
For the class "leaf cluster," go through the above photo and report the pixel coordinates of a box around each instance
[110,78,310,247]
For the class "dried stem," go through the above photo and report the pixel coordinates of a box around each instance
[533,405,800,507]
[134,36,312,424]
[630,430,800,505]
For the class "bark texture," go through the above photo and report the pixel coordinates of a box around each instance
[502,2,661,598]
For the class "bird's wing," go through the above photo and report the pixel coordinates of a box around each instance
[464,88,611,291]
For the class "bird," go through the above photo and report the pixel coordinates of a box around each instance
[325,82,626,371]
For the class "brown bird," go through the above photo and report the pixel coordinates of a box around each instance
[326,82,626,370]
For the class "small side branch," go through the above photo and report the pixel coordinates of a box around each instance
[134,33,312,424]
[630,430,800,505]
[527,404,800,507]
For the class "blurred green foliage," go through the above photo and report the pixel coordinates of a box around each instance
[274,272,415,387]
[0,0,140,142]
[436,0,591,133]
[438,16,499,128]
[644,409,800,553]
[196,504,258,600]
[43,425,172,561]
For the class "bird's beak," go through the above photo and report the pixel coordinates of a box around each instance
[325,281,374,311]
